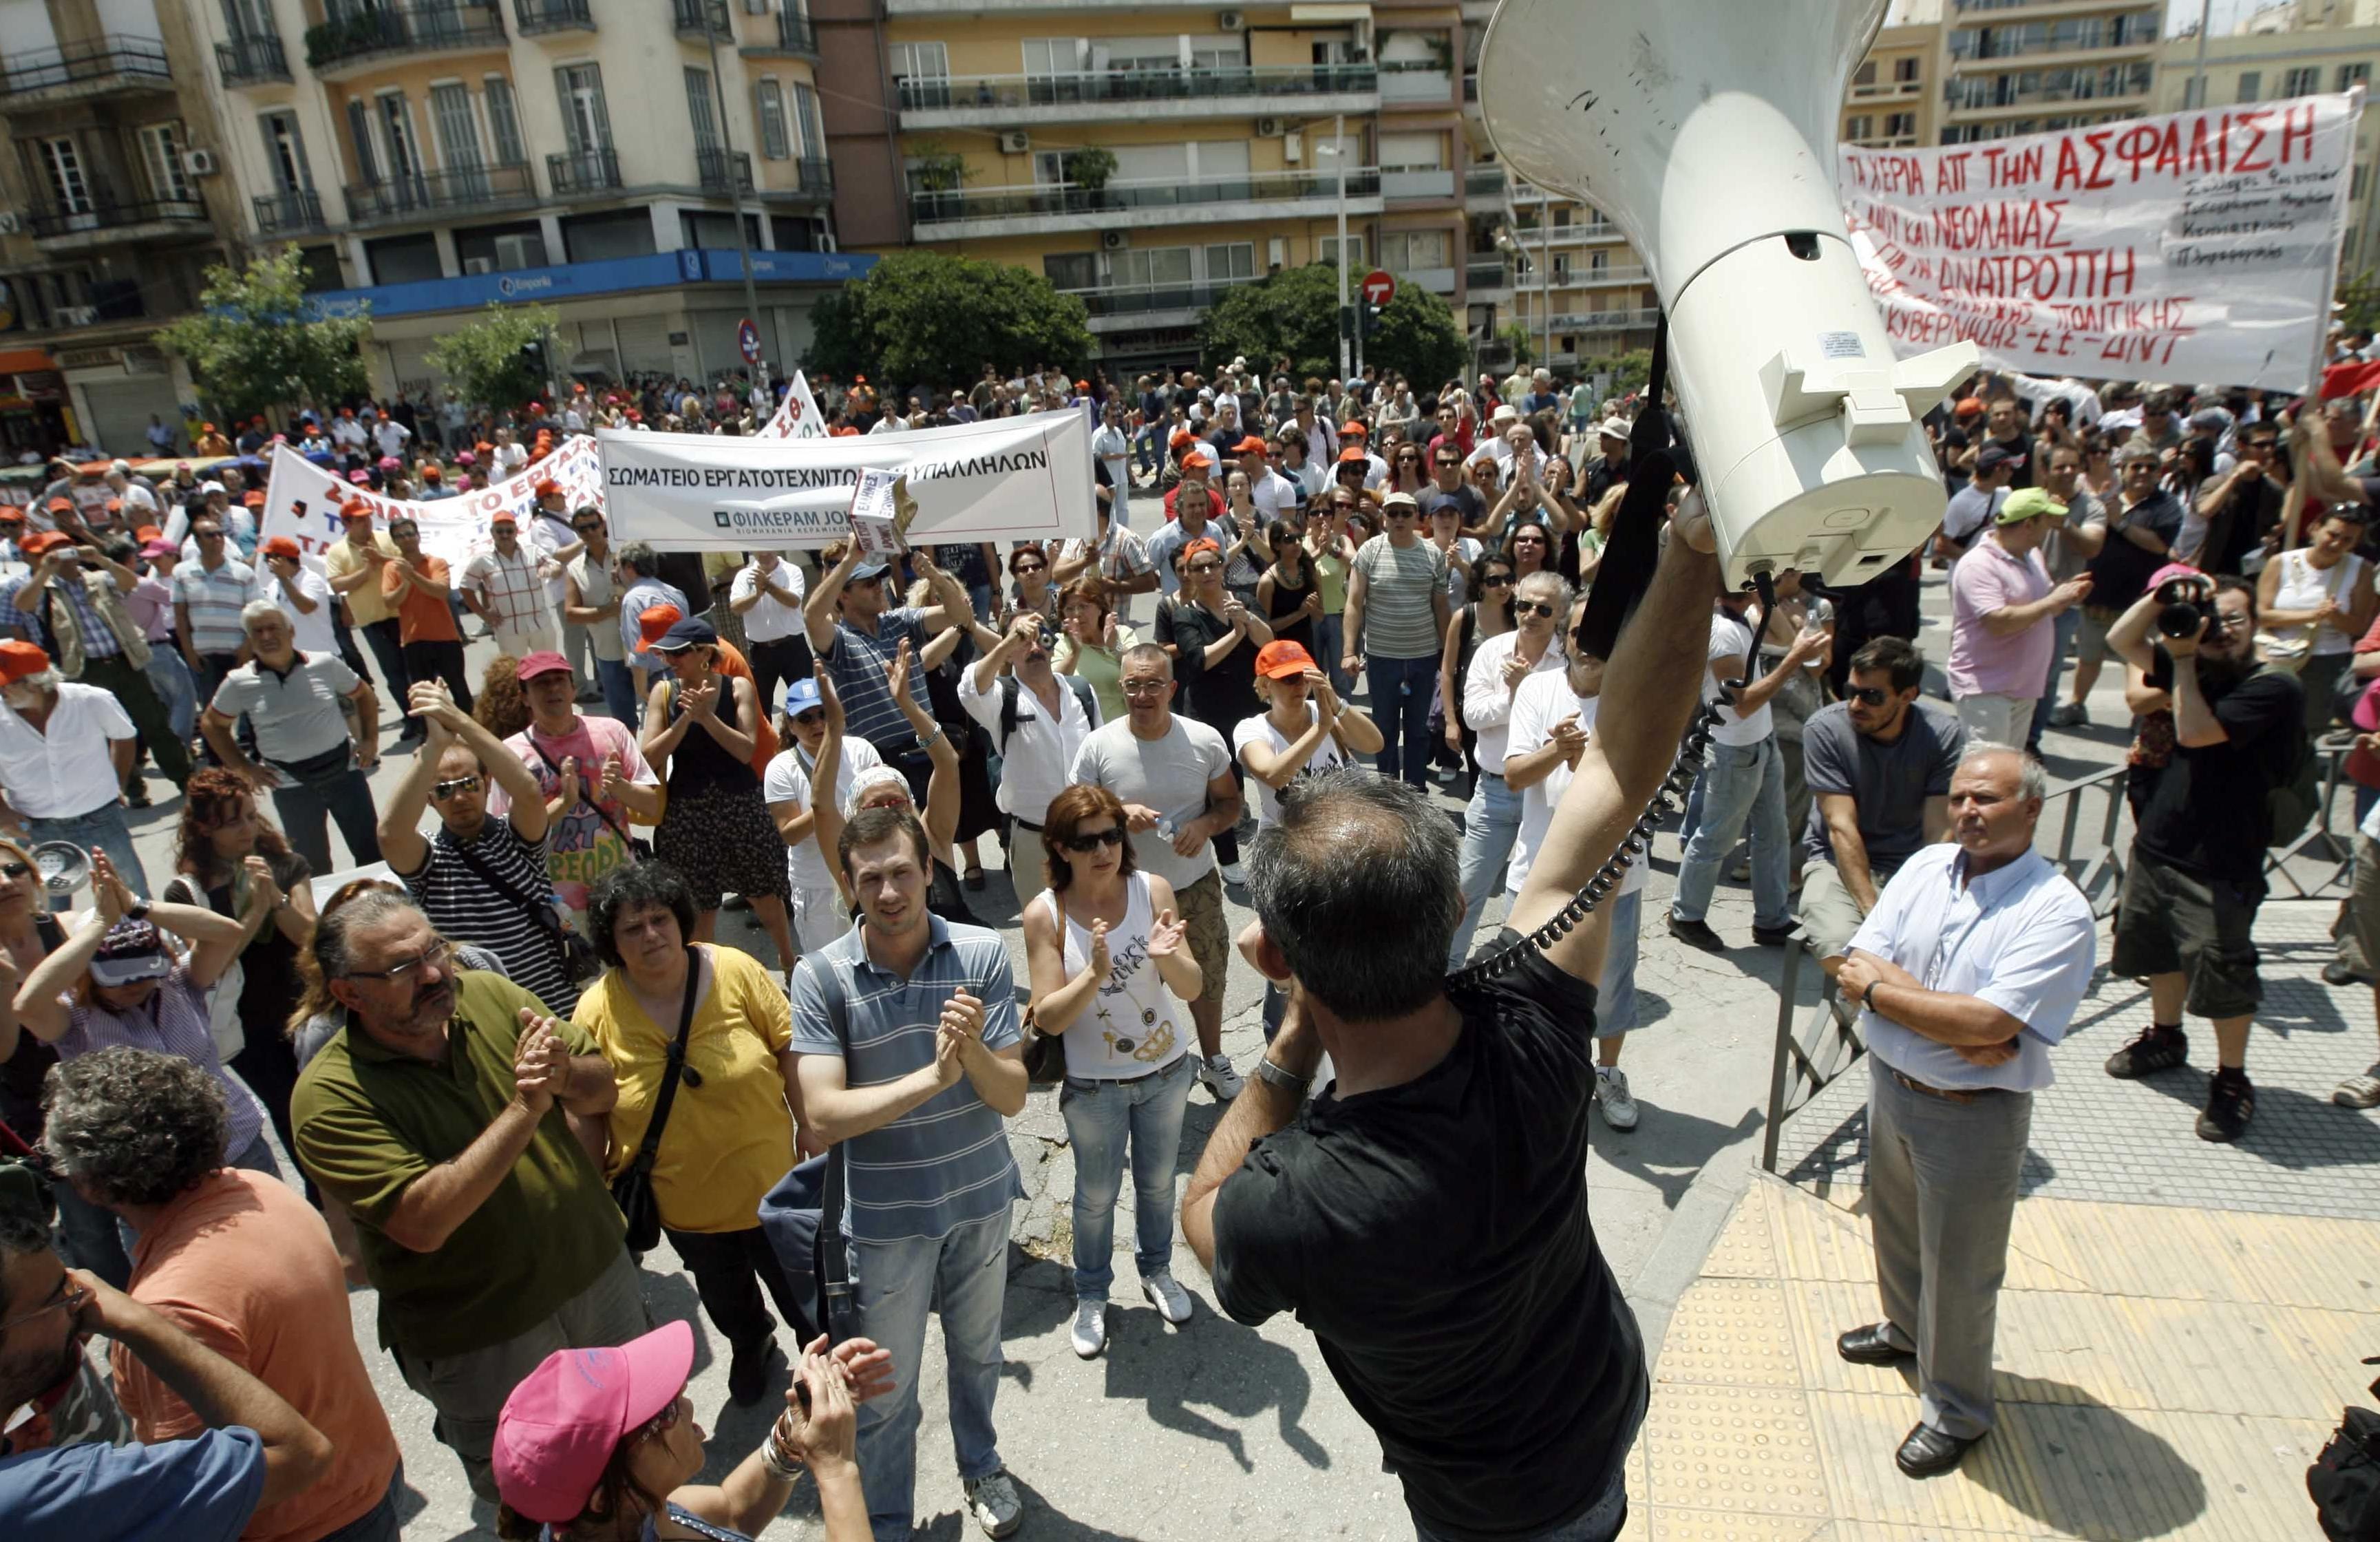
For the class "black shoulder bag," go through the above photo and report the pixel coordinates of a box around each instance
[805,951,858,1344]
[443,832,603,986]
[522,736,656,862]
[610,947,699,1255]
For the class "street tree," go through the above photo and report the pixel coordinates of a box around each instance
[1200,263,1467,389]
[424,302,562,414]
[153,247,372,423]
[807,251,1092,393]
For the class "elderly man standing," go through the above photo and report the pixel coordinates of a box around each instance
[200,600,382,876]
[292,887,643,1503]
[461,511,560,657]
[1833,743,2096,1478]
[0,528,190,801]
[0,639,150,893]
[44,1048,407,1542]
[1946,487,2092,748]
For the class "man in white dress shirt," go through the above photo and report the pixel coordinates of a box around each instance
[728,549,811,719]
[959,610,1098,860]
[1831,743,2095,1480]
[0,638,149,892]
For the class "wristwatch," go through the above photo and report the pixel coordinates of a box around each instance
[126,899,151,924]
[1251,1056,1311,1097]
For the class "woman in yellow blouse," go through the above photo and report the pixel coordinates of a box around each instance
[574,860,816,1406]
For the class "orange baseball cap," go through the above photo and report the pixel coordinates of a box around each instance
[1337,446,1368,464]
[0,639,50,682]
[637,604,684,651]
[1233,436,1268,454]
[1254,640,1317,679]
[1169,429,1196,449]
[261,535,302,560]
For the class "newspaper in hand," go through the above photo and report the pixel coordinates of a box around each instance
[847,469,920,560]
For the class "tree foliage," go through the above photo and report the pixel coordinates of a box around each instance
[805,251,1092,392]
[153,247,371,423]
[2340,268,2380,337]
[423,302,561,413]
[1199,263,1466,388]
[1581,348,1655,399]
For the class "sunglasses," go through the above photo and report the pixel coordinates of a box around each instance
[1061,826,1127,853]
[431,774,484,800]
[792,709,825,728]
[1514,600,1558,619]
[1480,573,1515,589]
[1846,686,1891,707]
[0,1273,89,1334]
[341,938,453,984]
[572,522,602,534]
[1187,560,1222,573]
[1012,562,1045,575]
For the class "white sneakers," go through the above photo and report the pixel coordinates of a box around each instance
[1142,1270,1194,1325]
[1219,860,1248,885]
[1593,1065,1640,1130]
[964,1468,1026,1538]
[1070,1299,1107,1358]
[1198,1054,1245,1099]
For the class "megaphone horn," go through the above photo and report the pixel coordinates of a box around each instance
[1480,0,1977,587]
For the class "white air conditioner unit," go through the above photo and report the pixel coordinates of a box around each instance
[493,233,543,270]
[182,148,219,177]
[463,255,496,275]
[1255,116,1284,138]
[1218,9,1245,30]
[0,211,19,234]
[56,305,95,326]
[1101,229,1129,250]
[997,130,1031,154]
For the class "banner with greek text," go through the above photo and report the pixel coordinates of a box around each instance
[257,436,604,573]
[596,410,1097,552]
[757,370,829,439]
[1840,94,2361,392]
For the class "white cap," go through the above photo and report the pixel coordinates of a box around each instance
[1491,403,1520,424]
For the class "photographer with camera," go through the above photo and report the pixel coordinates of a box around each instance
[2099,571,2302,1141]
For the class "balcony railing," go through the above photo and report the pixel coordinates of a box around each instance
[1466,259,1508,288]
[252,189,328,233]
[1463,165,1507,197]
[895,63,1375,112]
[909,167,1379,226]
[0,34,171,96]
[769,10,816,52]
[307,3,504,71]
[546,147,620,195]
[697,147,752,193]
[215,34,290,87]
[1058,277,1261,317]
[1849,78,1923,99]
[29,195,206,240]
[1542,307,1661,333]
[342,162,534,224]
[772,156,833,197]
[1379,60,1453,103]
[514,0,593,33]
[674,0,730,37]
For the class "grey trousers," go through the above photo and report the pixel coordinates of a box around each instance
[1865,1058,2031,1441]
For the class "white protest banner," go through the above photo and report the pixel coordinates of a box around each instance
[1840,94,2361,391]
[757,370,829,440]
[258,435,606,573]
[597,410,1097,552]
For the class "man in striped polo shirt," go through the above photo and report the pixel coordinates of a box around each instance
[792,803,1028,1541]
[801,539,980,808]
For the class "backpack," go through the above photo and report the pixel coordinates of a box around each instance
[2310,1360,2380,1540]
[996,672,1098,752]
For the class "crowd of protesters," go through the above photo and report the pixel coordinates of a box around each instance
[3,339,2380,1542]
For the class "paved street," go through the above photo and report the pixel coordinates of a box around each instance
[98,565,2380,1540]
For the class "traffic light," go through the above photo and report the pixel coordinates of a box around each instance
[520,336,547,376]
[1360,297,1383,338]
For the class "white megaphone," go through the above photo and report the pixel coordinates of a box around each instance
[1480,0,1978,587]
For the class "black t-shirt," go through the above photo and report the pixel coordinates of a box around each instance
[1157,599,1261,729]
[2135,662,2302,881]
[1989,431,2036,489]
[2085,489,2186,611]
[1209,951,1644,1541]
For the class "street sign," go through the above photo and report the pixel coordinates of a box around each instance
[1361,268,1395,307]
[737,317,762,365]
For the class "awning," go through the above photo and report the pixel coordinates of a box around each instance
[0,349,56,374]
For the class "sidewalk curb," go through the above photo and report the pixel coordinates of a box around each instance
[1624,1145,1761,1369]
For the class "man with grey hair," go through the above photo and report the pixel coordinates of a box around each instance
[43,1048,405,1540]
[1180,489,1724,1542]
[2062,441,2183,724]
[0,1157,333,1530]
[201,599,382,876]
[1832,742,2095,1479]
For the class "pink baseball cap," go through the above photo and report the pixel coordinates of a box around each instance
[515,650,571,682]
[493,1319,693,1524]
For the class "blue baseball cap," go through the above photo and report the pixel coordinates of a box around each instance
[649,616,717,654]
[785,677,822,715]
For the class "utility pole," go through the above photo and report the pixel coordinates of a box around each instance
[2190,0,2213,112]
[703,2,771,397]
[1335,111,1350,381]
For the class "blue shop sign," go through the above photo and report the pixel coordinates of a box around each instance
[306,249,876,320]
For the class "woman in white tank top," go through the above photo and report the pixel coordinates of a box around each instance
[2256,507,2377,735]
[1021,785,1204,1360]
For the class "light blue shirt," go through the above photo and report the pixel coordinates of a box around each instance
[1847,843,2096,1093]
[617,577,688,676]
[791,914,1023,1244]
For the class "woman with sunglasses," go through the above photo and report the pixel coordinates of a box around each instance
[1387,443,1430,498]
[1508,518,1558,581]
[1052,578,1138,726]
[1306,495,1359,695]
[1257,512,1321,653]
[1021,784,1202,1360]
[493,1320,893,1542]
[1220,472,1275,609]
[1003,544,1056,628]
[1438,552,1520,798]
[1156,538,1273,880]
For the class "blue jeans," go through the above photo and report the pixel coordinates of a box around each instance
[143,650,196,742]
[1315,612,1352,696]
[851,1207,1012,1541]
[594,656,640,726]
[1670,737,1792,931]
[1369,652,1440,789]
[1061,1054,1193,1300]
[270,756,383,878]
[28,802,148,899]
[2030,606,2081,750]
[1599,888,1642,1037]
[1448,772,1524,968]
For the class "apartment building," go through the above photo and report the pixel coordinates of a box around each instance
[1842,10,1941,149]
[1937,0,2160,145]
[2155,1,2380,271]
[819,0,1480,377]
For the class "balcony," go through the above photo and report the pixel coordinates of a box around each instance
[0,34,172,103]
[767,156,833,199]
[307,3,504,76]
[674,0,730,39]
[1945,74,2153,118]
[29,195,207,248]
[908,167,1383,242]
[514,0,593,34]
[342,162,535,226]
[1466,258,1509,290]
[253,189,329,234]
[697,147,753,193]
[546,147,620,196]
[893,63,1376,130]
[745,10,816,55]
[1382,167,1456,200]
[1410,266,1458,295]
[215,34,290,87]
[1465,165,1506,198]
[1060,276,1261,331]
[1544,306,1661,333]
[1380,61,1454,105]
